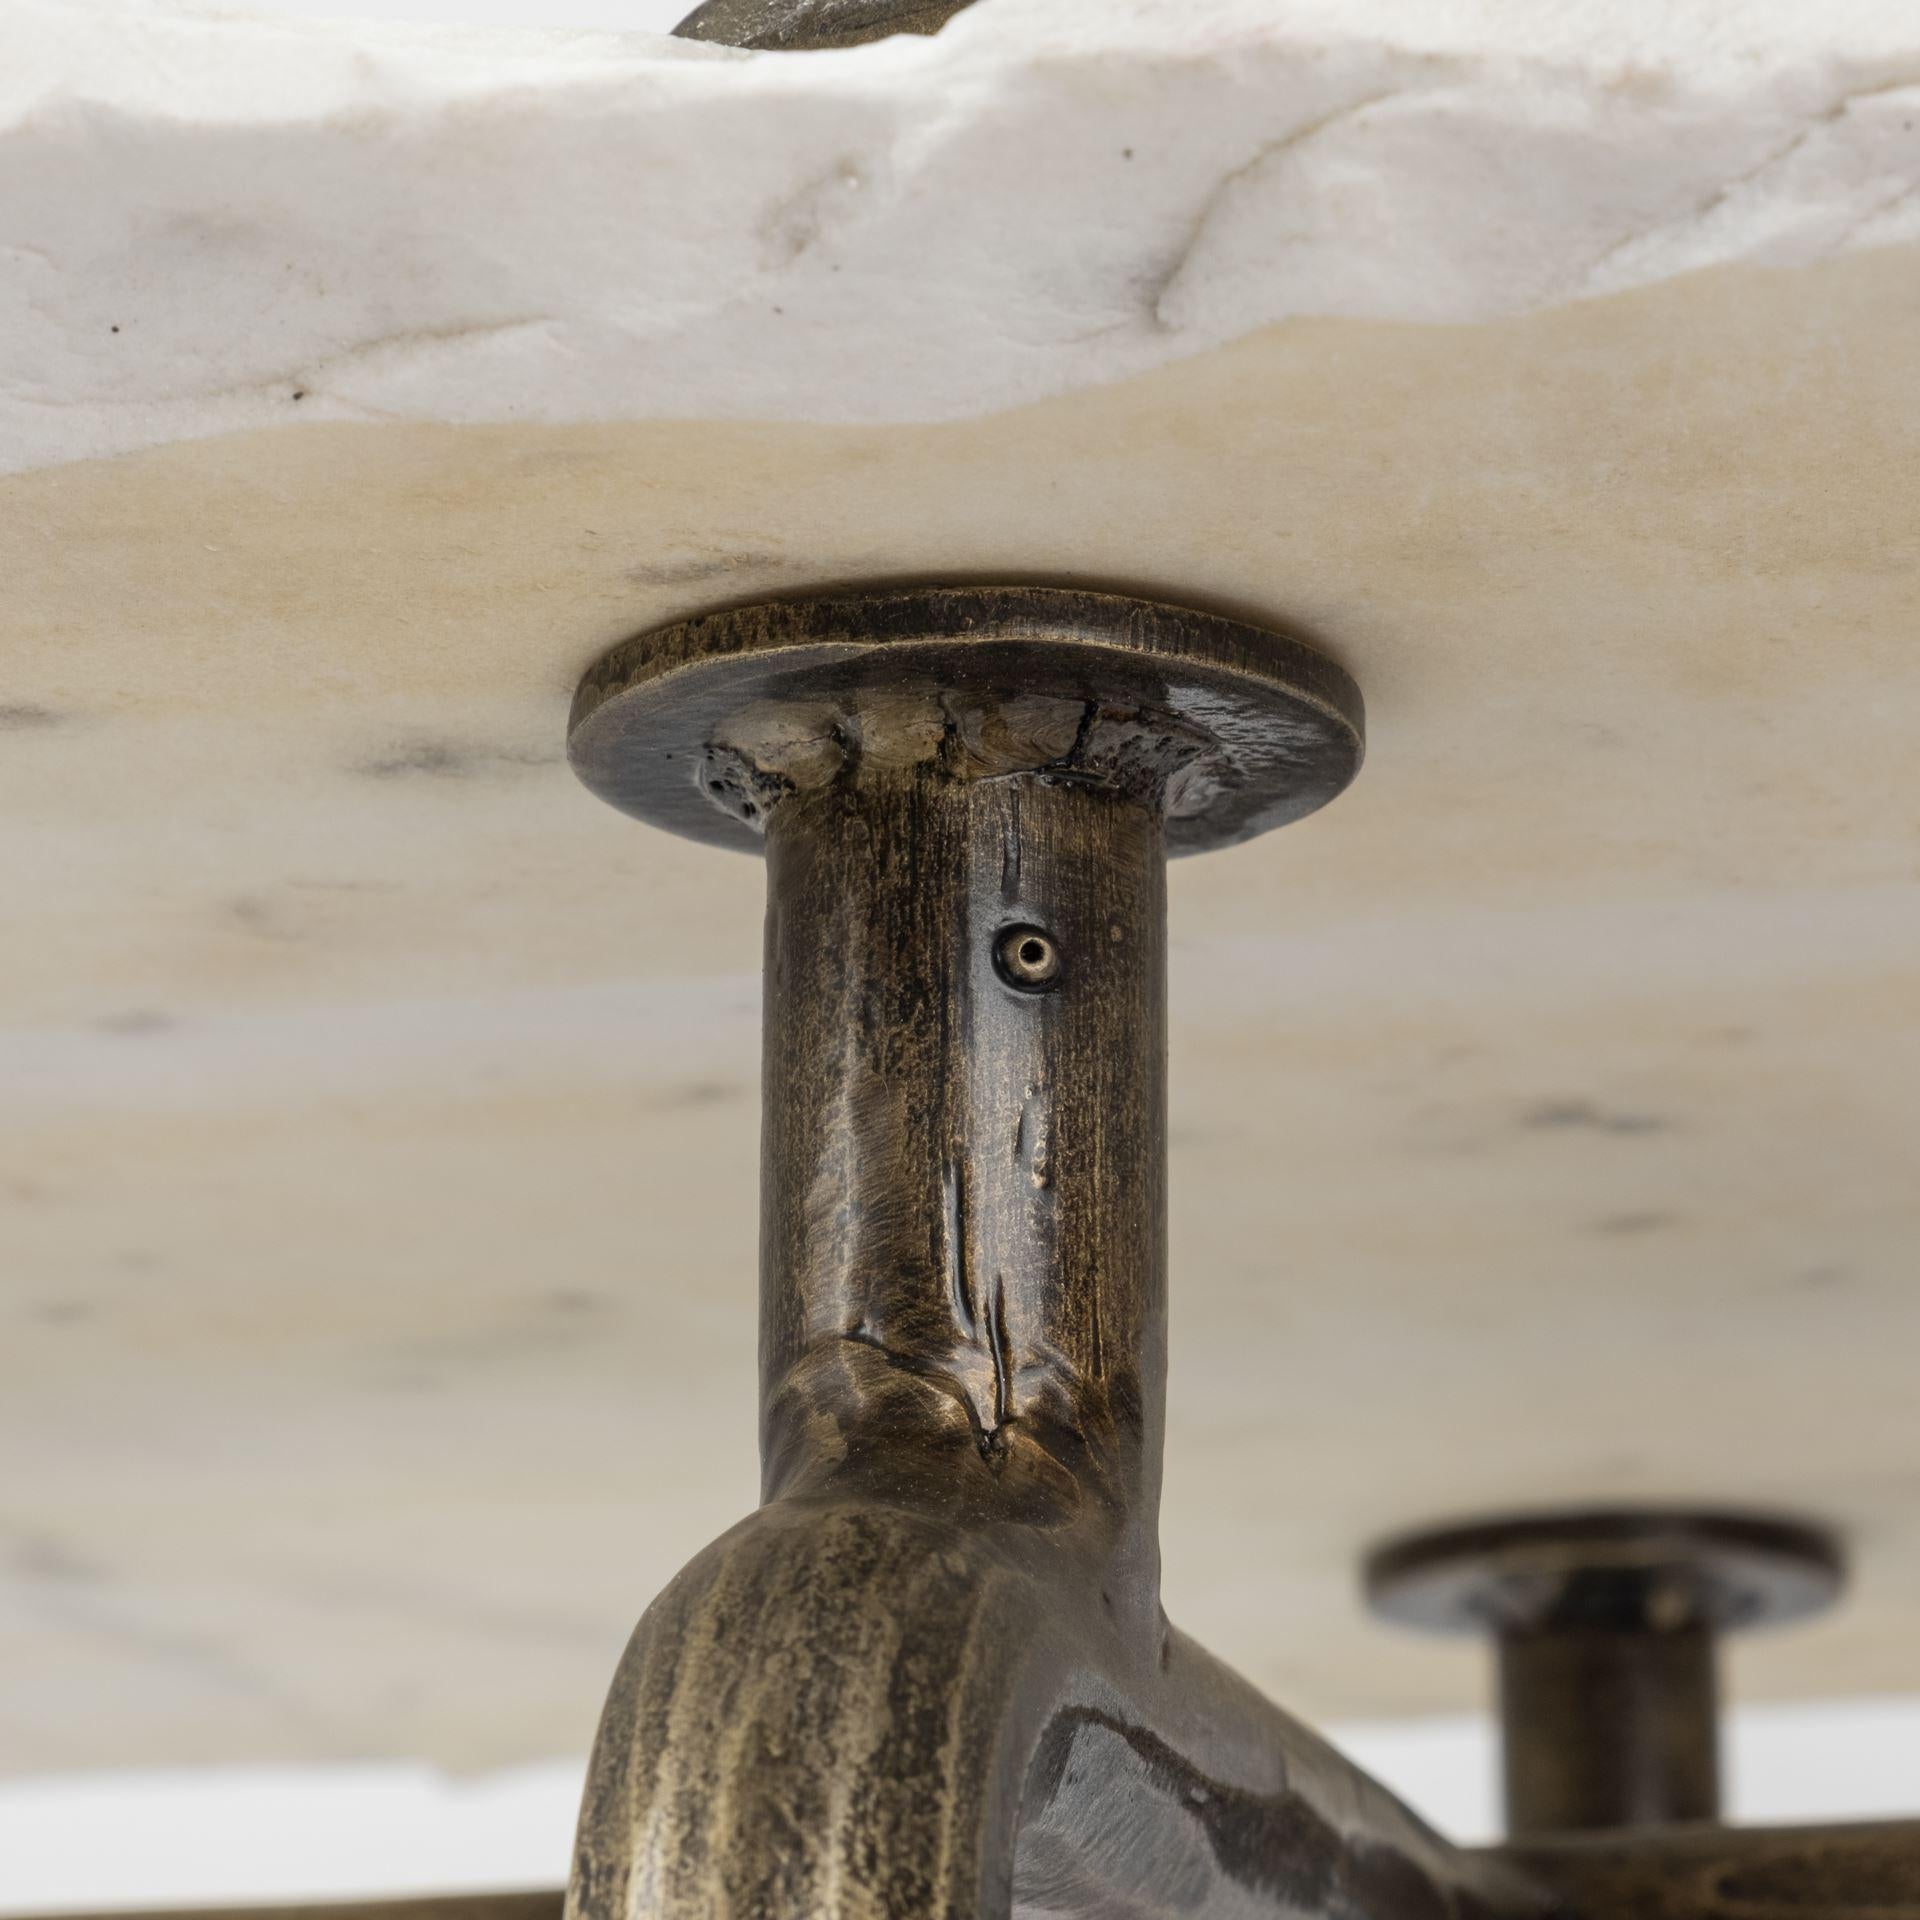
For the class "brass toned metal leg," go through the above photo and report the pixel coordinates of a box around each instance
[1499,1622,1721,1834]
[561,588,1912,1918]
[562,587,1549,1919]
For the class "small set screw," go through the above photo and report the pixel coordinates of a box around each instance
[996,925,1062,992]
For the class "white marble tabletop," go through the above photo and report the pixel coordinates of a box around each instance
[4,0,1919,1779]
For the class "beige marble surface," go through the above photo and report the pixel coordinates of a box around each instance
[6,248,1920,1774]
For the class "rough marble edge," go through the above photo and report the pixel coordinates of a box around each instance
[3,0,1919,474]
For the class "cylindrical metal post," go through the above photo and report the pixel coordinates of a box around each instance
[759,764,1168,1584]
[1499,1625,1720,1836]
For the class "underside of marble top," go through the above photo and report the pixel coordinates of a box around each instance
[3,0,1919,1777]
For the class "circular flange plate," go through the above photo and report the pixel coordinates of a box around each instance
[1364,1509,1845,1638]
[567,586,1363,857]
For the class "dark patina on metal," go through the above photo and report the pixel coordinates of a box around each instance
[674,0,974,51]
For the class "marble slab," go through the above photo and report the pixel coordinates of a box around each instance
[7,0,1920,470]
[4,0,1920,1780]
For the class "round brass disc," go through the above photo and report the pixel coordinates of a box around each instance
[1365,1509,1845,1638]
[567,587,1364,857]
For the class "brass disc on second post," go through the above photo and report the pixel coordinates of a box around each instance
[1365,1508,1845,1637]
[1367,1509,1844,1838]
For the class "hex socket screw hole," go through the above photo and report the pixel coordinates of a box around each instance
[996,924,1062,992]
